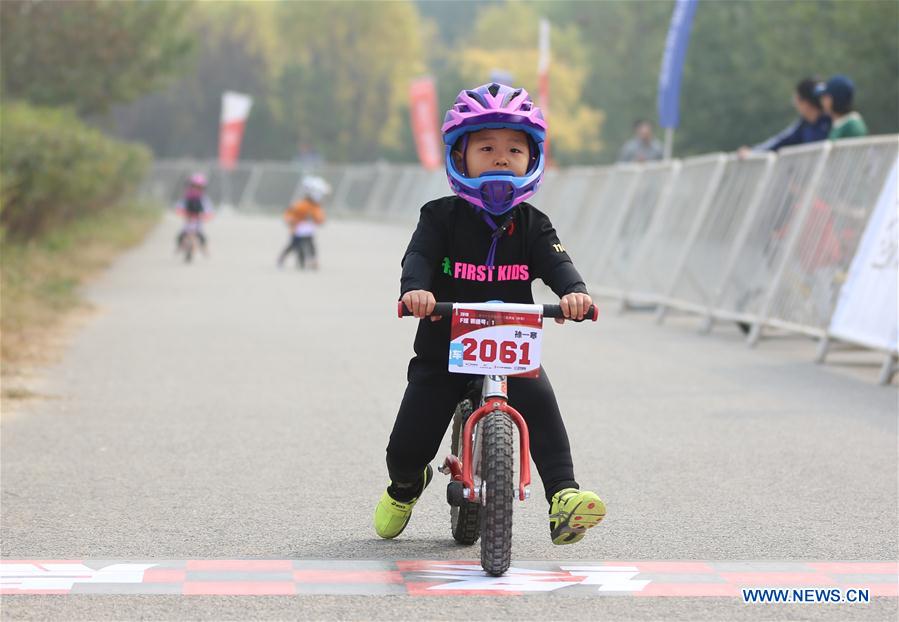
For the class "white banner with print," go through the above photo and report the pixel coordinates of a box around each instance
[828,158,898,352]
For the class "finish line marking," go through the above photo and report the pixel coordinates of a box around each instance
[1,560,896,596]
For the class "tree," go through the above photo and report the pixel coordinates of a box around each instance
[677,0,899,154]
[106,0,898,163]
[274,1,428,162]
[113,2,288,159]
[415,0,502,48]
[458,2,604,165]
[543,0,898,161]
[541,0,675,163]
[112,1,429,162]
[1,0,194,116]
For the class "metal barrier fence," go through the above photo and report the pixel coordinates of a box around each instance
[142,135,898,384]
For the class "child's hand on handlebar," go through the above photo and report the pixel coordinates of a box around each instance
[556,292,593,324]
[402,290,442,321]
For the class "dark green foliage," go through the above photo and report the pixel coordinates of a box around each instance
[535,1,671,162]
[112,2,426,162]
[542,0,898,161]
[1,0,194,117]
[677,0,899,155]
[112,10,279,160]
[1,102,151,239]
[24,0,894,163]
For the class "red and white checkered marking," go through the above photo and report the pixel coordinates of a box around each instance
[1,560,896,597]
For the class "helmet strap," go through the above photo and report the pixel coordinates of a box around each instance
[480,211,515,269]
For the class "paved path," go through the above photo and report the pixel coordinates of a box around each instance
[2,211,896,620]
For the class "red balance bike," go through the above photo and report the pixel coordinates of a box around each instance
[399,301,597,576]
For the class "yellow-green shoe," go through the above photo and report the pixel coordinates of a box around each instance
[373,465,433,539]
[549,488,606,545]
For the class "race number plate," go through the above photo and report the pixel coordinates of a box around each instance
[448,303,543,378]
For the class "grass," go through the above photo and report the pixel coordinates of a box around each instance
[1,201,162,376]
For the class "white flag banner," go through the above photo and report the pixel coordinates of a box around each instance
[221,91,253,124]
[828,158,898,352]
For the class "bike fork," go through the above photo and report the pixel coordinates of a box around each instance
[438,375,532,503]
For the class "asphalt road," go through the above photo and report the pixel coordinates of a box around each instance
[2,210,896,621]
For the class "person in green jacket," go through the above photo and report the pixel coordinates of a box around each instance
[815,75,868,140]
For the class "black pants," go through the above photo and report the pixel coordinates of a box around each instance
[386,358,578,503]
[279,235,316,268]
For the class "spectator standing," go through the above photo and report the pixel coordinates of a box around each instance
[816,75,868,140]
[617,120,664,163]
[739,78,831,156]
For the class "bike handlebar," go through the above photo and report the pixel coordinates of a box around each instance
[397,301,598,322]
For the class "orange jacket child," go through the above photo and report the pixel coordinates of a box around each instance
[284,199,325,231]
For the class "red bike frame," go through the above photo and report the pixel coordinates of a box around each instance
[443,396,531,502]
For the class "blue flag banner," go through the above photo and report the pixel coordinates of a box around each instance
[657,0,698,129]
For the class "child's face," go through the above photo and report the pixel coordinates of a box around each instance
[459,128,530,178]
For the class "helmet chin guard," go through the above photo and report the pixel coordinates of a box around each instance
[479,178,515,214]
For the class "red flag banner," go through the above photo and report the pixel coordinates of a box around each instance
[409,77,442,170]
[219,91,253,170]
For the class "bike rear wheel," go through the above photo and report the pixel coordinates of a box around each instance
[479,410,514,576]
[450,399,480,545]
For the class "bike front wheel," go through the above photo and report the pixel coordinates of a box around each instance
[479,410,514,576]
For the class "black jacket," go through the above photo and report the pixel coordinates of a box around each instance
[401,195,587,361]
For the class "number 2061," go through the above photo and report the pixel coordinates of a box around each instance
[461,338,532,365]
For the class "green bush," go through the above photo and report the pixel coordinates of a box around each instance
[0,101,151,240]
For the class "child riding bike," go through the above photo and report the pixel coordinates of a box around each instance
[175,173,215,256]
[374,82,606,546]
[277,176,330,270]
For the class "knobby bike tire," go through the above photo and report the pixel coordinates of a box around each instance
[450,399,481,545]
[479,410,514,576]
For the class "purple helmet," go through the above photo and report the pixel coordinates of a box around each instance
[188,173,207,188]
[441,83,547,216]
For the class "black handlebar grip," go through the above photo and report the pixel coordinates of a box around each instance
[541,304,598,322]
[399,302,598,321]
[397,301,454,317]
